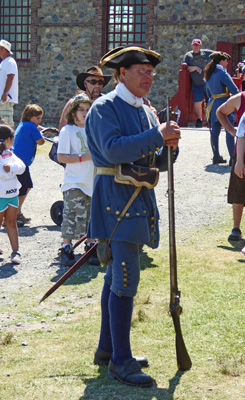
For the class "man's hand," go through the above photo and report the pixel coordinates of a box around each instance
[234,160,245,179]
[159,121,181,150]
[1,93,7,103]
[188,66,202,74]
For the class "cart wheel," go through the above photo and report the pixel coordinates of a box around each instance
[50,200,64,226]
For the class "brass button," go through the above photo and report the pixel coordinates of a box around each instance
[142,154,145,158]
[123,267,127,272]
[141,116,144,120]
[126,213,130,217]
[143,210,147,214]
[122,262,126,266]
[151,232,154,236]
[143,124,146,128]
[124,278,127,282]
[151,224,154,228]
[138,108,141,112]
[149,151,152,155]
[124,284,128,288]
[156,147,159,151]
[151,240,154,244]
[123,273,128,277]
[136,212,140,216]
[106,206,110,211]
[151,216,155,221]
[115,210,120,215]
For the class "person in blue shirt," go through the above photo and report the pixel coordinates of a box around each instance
[85,46,181,388]
[12,104,46,226]
[204,51,239,165]
[183,38,213,127]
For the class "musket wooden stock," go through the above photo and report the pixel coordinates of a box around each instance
[167,97,192,371]
[39,243,97,303]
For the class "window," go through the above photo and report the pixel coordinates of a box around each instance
[0,0,31,62]
[106,0,146,51]
[239,45,245,63]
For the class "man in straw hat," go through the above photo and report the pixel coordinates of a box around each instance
[0,39,18,126]
[59,66,111,130]
[85,46,181,387]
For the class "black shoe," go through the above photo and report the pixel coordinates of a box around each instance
[94,348,149,368]
[228,228,242,241]
[213,156,227,164]
[108,358,153,387]
[85,243,100,265]
[59,245,75,267]
[195,119,202,128]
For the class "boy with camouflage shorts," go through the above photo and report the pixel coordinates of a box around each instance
[57,93,98,266]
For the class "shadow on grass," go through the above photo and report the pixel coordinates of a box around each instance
[204,164,230,175]
[217,241,245,253]
[48,247,158,287]
[16,224,60,237]
[0,261,18,279]
[1,224,60,239]
[140,250,159,271]
[78,367,186,400]
[50,256,104,285]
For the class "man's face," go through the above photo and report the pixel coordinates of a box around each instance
[120,64,154,98]
[191,44,202,54]
[84,75,105,100]
[0,46,6,59]
[220,59,229,69]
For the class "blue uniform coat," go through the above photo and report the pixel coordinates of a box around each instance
[205,68,239,123]
[85,91,177,248]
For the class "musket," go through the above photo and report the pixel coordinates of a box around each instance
[69,233,87,253]
[166,96,192,371]
[39,242,97,303]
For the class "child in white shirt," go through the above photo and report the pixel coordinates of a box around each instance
[57,92,99,266]
[0,124,25,264]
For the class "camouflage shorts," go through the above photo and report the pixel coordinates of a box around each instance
[0,102,14,126]
[61,188,91,240]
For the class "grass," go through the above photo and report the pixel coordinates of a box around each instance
[0,157,244,399]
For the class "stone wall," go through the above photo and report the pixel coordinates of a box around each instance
[15,0,245,125]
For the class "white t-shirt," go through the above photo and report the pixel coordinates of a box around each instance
[0,56,18,103]
[57,124,94,196]
[0,150,25,198]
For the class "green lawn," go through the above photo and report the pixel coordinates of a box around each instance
[0,215,244,400]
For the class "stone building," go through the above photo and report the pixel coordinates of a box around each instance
[1,0,245,125]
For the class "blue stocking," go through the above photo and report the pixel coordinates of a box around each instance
[98,282,113,353]
[109,291,133,365]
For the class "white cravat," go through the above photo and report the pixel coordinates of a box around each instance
[114,82,143,108]
[216,64,224,71]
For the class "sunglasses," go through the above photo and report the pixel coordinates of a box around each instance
[86,79,105,85]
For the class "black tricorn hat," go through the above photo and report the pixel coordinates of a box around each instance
[76,66,112,91]
[100,46,161,69]
[209,51,231,63]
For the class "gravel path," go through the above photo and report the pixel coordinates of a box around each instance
[0,127,232,295]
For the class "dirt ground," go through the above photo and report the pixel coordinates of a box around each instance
[0,127,233,294]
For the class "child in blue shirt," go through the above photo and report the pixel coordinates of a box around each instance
[12,104,45,226]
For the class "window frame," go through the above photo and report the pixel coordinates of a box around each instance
[106,0,147,51]
[0,0,31,62]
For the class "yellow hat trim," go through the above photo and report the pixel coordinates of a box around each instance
[100,46,160,66]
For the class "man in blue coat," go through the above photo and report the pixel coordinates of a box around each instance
[85,46,181,387]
